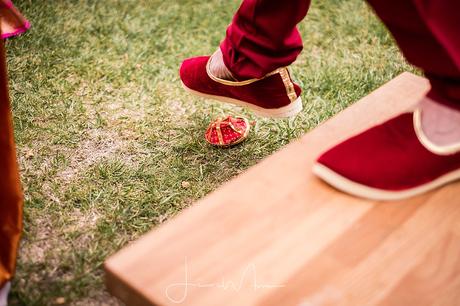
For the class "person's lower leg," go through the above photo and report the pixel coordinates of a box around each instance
[367,0,460,148]
[213,0,311,80]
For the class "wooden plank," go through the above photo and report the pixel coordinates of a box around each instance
[105,72,460,306]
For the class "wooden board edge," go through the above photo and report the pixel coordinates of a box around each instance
[105,261,161,306]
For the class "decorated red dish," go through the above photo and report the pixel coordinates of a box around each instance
[205,116,250,147]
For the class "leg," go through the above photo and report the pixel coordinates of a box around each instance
[314,0,460,200]
[0,34,23,296]
[220,0,311,80]
[367,0,460,149]
[367,0,460,105]
[180,0,308,118]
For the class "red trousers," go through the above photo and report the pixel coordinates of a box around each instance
[0,38,23,288]
[221,0,460,109]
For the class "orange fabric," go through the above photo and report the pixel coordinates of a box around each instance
[0,32,23,288]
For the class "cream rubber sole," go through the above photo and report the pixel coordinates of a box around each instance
[181,82,302,118]
[312,163,460,201]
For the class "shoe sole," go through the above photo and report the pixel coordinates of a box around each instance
[312,163,460,201]
[181,82,303,118]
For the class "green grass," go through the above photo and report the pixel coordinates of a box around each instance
[6,0,415,304]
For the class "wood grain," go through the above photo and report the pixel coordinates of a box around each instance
[105,72,460,306]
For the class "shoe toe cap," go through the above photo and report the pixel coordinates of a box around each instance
[315,113,421,191]
[179,56,210,89]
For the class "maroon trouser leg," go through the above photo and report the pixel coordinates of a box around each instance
[220,0,311,80]
[220,0,460,109]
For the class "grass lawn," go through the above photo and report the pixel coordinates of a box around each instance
[6,0,415,304]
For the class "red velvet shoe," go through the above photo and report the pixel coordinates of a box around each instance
[180,52,302,118]
[313,112,460,200]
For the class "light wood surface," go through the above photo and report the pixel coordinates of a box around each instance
[105,72,460,306]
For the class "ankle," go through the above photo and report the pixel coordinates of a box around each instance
[418,97,460,147]
[209,49,236,81]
